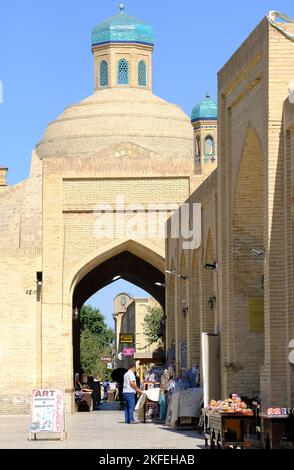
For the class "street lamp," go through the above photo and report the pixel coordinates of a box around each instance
[73,307,79,320]
[182,307,188,318]
[165,270,188,280]
[208,296,216,310]
[204,262,218,270]
[251,248,265,257]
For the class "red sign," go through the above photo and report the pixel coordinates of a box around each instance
[123,348,135,357]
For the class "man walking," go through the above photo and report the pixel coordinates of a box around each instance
[122,363,142,424]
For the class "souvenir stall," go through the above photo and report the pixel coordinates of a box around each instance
[260,408,294,449]
[165,368,203,429]
[135,366,163,422]
[74,373,93,412]
[202,395,255,448]
[135,387,161,423]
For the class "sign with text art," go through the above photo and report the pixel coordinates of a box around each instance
[30,389,65,434]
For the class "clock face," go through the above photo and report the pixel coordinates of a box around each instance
[121,296,127,306]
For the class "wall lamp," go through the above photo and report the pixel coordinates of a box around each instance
[251,248,265,257]
[73,307,79,321]
[165,270,188,280]
[155,282,166,287]
[36,271,43,287]
[208,295,216,310]
[204,262,218,270]
[182,307,188,318]
[36,271,42,302]
[112,276,121,281]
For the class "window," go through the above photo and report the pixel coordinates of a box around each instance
[117,59,129,85]
[204,135,215,162]
[100,60,108,87]
[195,135,201,163]
[138,60,147,86]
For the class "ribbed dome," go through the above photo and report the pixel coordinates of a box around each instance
[36,88,193,160]
[92,4,154,47]
[191,93,217,122]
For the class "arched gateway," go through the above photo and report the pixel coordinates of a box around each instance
[0,6,197,413]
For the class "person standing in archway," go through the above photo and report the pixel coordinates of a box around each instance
[123,363,142,424]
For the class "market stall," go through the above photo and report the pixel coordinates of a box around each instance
[135,387,161,423]
[166,387,203,429]
[260,410,294,448]
[203,395,255,449]
[164,367,202,428]
[75,389,93,412]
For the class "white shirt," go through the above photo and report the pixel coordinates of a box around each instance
[123,370,136,394]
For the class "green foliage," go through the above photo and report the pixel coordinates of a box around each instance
[80,305,114,380]
[142,305,165,348]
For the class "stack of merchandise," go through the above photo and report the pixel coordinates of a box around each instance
[208,394,254,415]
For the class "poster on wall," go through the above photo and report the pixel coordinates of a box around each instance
[29,389,66,436]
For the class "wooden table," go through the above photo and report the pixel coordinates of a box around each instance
[203,409,255,449]
[260,413,294,448]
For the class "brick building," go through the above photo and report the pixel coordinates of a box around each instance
[166,14,294,410]
[1,6,293,414]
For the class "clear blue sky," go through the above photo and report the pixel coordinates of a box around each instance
[1,1,293,327]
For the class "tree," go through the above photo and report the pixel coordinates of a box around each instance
[79,305,114,380]
[142,305,165,348]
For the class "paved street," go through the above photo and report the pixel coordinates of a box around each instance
[0,403,205,449]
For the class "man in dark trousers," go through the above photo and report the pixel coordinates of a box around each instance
[122,363,142,423]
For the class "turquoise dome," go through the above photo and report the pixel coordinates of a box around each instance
[92,4,154,47]
[191,93,217,122]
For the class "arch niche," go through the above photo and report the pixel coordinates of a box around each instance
[232,124,264,395]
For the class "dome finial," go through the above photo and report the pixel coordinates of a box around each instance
[119,3,125,14]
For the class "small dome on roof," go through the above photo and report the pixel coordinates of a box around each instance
[191,93,217,122]
[92,4,154,47]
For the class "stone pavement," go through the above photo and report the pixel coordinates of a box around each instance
[0,403,205,449]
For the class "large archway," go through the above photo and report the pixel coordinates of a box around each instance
[232,124,264,396]
[71,248,165,375]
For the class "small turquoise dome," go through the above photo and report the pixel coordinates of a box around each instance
[92,4,154,47]
[191,93,217,122]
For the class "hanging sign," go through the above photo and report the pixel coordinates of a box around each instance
[29,389,66,437]
[119,333,134,343]
[101,355,112,363]
[123,347,135,357]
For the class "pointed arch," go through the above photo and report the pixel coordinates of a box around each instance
[166,258,176,354]
[203,229,216,333]
[99,60,108,87]
[232,122,264,396]
[189,249,201,365]
[138,60,147,86]
[67,238,165,298]
[117,58,129,85]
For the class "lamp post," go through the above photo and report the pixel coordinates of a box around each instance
[73,307,79,321]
